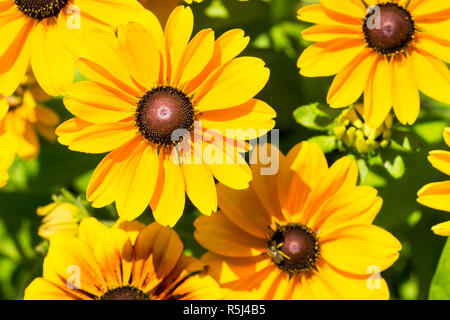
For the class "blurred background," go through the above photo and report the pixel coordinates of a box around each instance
[1,0,449,300]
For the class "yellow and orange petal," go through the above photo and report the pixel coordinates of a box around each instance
[417,127,450,235]
[56,6,275,227]
[0,130,17,188]
[24,217,223,300]
[297,0,450,128]
[0,78,59,159]
[194,142,401,299]
[0,0,149,96]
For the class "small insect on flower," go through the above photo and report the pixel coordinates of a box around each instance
[267,241,290,265]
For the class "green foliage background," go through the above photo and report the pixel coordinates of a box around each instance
[1,0,449,300]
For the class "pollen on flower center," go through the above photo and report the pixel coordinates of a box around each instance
[15,0,69,20]
[135,86,195,147]
[99,286,149,300]
[267,224,320,274]
[363,2,415,56]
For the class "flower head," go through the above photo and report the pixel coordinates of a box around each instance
[297,0,450,127]
[1,75,59,159]
[56,6,275,226]
[25,217,222,300]
[194,142,401,299]
[0,0,148,96]
[417,127,450,236]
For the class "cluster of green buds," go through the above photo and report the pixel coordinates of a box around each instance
[334,105,393,154]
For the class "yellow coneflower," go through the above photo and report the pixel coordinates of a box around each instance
[0,130,17,188]
[24,217,223,300]
[0,0,149,96]
[417,127,450,236]
[0,76,59,159]
[297,0,450,128]
[194,142,401,299]
[56,6,275,226]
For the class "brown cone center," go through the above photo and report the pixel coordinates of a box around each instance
[15,0,69,20]
[268,224,319,274]
[363,3,415,55]
[136,86,195,146]
[100,286,149,300]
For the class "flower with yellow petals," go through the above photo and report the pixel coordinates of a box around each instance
[0,0,149,96]
[56,6,275,226]
[25,217,223,300]
[0,130,17,188]
[194,142,401,299]
[417,128,450,236]
[1,76,59,159]
[297,0,450,128]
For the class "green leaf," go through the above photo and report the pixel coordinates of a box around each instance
[307,135,337,154]
[384,155,406,179]
[293,103,340,131]
[429,238,450,300]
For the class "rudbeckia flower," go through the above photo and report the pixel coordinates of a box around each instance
[0,130,17,188]
[417,127,450,236]
[56,6,275,226]
[1,76,59,159]
[194,142,401,299]
[24,217,223,300]
[0,0,148,96]
[297,0,450,128]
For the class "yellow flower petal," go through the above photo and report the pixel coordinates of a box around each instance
[115,142,159,221]
[410,47,450,105]
[176,28,215,86]
[194,212,266,257]
[319,0,366,20]
[182,161,217,216]
[431,220,450,236]
[150,154,186,227]
[30,16,75,96]
[298,38,367,77]
[67,121,137,154]
[391,55,420,125]
[118,22,161,89]
[364,56,393,128]
[327,50,377,108]
[216,183,271,239]
[417,181,450,212]
[321,224,402,275]
[64,81,136,124]
[428,150,450,176]
[87,137,141,208]
[0,18,34,96]
[165,5,194,80]
[24,278,87,300]
[195,57,270,111]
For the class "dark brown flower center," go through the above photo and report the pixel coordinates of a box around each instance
[136,86,195,146]
[267,224,319,274]
[100,286,149,300]
[15,0,69,20]
[363,3,415,55]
